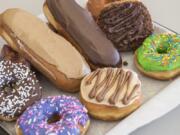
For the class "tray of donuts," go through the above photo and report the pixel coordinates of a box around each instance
[0,0,179,135]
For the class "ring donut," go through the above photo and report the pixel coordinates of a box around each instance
[16,96,90,135]
[80,68,142,120]
[135,34,180,80]
[0,45,42,121]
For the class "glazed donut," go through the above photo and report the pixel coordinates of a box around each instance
[96,0,153,51]
[135,34,180,80]
[80,68,142,121]
[0,45,42,121]
[43,0,122,69]
[16,96,90,135]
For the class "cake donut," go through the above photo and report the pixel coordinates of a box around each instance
[16,96,90,135]
[135,34,180,80]
[80,68,142,120]
[94,0,153,52]
[0,8,91,92]
[0,45,42,121]
[43,0,122,69]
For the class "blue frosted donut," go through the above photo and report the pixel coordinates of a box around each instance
[16,96,90,135]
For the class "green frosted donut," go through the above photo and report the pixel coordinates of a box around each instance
[137,34,180,71]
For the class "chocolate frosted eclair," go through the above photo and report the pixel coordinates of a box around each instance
[80,68,142,120]
[43,0,122,69]
[0,9,91,92]
[97,0,153,52]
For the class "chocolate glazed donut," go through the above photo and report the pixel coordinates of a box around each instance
[97,1,153,52]
[0,45,42,121]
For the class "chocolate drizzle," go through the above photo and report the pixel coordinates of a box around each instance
[122,84,140,105]
[46,0,122,67]
[109,71,131,104]
[85,68,140,105]
[97,1,153,52]
[96,69,114,102]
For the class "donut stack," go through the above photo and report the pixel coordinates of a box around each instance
[0,0,179,135]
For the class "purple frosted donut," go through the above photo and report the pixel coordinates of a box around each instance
[16,96,90,135]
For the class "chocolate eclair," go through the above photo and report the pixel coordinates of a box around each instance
[97,0,153,51]
[0,8,91,92]
[43,0,122,69]
[80,68,142,120]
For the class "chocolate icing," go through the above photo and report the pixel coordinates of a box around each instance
[46,0,121,67]
[85,68,140,105]
[0,45,42,119]
[97,1,153,52]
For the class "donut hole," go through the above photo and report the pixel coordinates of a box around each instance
[47,113,61,124]
[157,43,170,54]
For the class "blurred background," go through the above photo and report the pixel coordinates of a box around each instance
[0,0,179,33]
[0,0,44,15]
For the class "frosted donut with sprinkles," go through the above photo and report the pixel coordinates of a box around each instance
[16,96,90,135]
[0,45,42,121]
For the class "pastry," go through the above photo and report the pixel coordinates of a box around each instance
[0,45,42,121]
[87,0,122,19]
[0,8,91,92]
[16,96,90,135]
[80,68,142,120]
[97,0,153,51]
[135,34,180,80]
[43,0,122,69]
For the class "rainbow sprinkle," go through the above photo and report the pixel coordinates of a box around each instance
[137,34,180,71]
[17,96,89,135]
